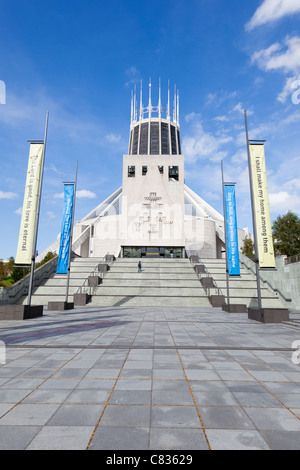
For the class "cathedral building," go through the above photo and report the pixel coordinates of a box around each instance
[37,80,248,262]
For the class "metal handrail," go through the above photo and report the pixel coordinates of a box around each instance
[188,254,224,297]
[239,254,291,303]
[75,256,115,296]
[0,256,58,305]
[199,265,224,297]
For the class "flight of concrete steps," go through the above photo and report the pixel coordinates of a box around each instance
[200,258,287,309]
[20,256,288,310]
[20,257,105,306]
[89,258,211,307]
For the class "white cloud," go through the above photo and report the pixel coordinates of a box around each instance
[124,66,141,88]
[284,178,300,189]
[269,190,300,213]
[76,189,96,199]
[246,0,300,30]
[0,190,18,199]
[14,207,22,215]
[205,90,238,108]
[232,103,244,114]
[251,36,300,74]
[185,112,201,122]
[46,211,56,219]
[105,133,121,143]
[213,115,228,122]
[0,90,107,148]
[182,116,232,164]
[54,189,96,199]
[231,149,248,164]
[235,120,275,148]
[231,103,254,116]
[277,76,299,102]
[203,191,220,201]
[48,163,64,175]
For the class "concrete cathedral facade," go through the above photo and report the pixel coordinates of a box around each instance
[37,81,249,263]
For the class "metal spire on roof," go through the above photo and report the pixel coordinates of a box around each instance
[148,77,152,118]
[133,85,137,122]
[167,80,170,120]
[130,79,180,124]
[139,80,143,121]
[158,77,162,118]
[177,89,180,125]
[173,84,177,123]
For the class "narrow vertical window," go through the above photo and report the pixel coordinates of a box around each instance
[128,166,135,177]
[161,122,170,154]
[169,166,179,181]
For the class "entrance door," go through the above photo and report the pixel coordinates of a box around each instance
[145,247,160,258]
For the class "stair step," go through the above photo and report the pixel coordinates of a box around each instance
[93,287,208,297]
[89,296,211,307]
[21,255,288,309]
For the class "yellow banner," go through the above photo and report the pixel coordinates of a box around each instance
[249,144,275,268]
[15,143,44,265]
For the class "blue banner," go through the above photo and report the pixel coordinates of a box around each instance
[224,185,240,276]
[56,184,75,274]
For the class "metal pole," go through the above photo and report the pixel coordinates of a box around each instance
[221,161,230,306]
[27,111,49,306]
[65,161,78,303]
[244,110,262,310]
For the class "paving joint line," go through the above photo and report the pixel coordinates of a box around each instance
[242,367,300,424]
[0,346,85,434]
[3,344,297,352]
[162,307,211,451]
[85,314,147,450]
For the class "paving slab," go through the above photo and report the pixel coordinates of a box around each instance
[0,305,299,450]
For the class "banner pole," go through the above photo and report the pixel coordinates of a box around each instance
[27,111,49,306]
[244,110,262,310]
[65,161,78,304]
[221,161,230,306]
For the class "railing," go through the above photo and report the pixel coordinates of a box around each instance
[0,256,58,305]
[197,264,224,298]
[35,225,90,264]
[285,254,300,265]
[75,256,116,297]
[239,252,291,304]
[187,251,224,298]
[35,239,60,264]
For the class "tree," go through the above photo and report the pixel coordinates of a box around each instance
[0,260,8,279]
[240,237,255,259]
[11,266,30,283]
[7,256,14,273]
[36,252,55,269]
[272,211,300,257]
[41,251,55,265]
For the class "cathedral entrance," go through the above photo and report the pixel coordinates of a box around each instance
[122,246,184,258]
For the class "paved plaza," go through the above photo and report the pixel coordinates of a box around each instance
[0,305,300,450]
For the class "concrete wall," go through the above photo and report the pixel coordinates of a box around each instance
[184,217,217,258]
[259,256,300,310]
[122,154,185,247]
[0,256,58,305]
[240,252,300,310]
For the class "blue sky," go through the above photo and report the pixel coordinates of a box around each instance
[0,0,300,260]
